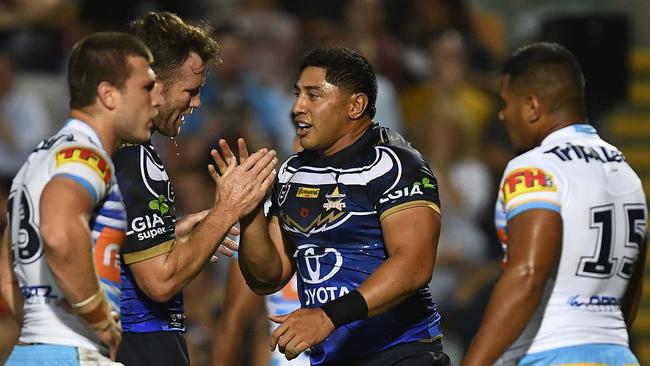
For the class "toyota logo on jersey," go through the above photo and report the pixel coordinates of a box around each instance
[294,244,342,284]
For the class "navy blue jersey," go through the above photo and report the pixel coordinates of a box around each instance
[114,143,185,332]
[269,124,443,365]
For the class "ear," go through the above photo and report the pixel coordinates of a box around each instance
[349,93,369,120]
[96,81,118,110]
[525,94,541,123]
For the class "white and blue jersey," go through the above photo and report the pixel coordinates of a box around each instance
[7,119,126,353]
[495,124,646,365]
[269,124,443,365]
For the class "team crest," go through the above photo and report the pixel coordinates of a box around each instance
[323,187,346,211]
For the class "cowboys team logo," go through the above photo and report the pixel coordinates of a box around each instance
[294,244,343,284]
[323,187,346,211]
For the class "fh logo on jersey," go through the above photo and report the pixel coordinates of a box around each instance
[502,167,556,204]
[323,187,346,211]
[56,147,111,184]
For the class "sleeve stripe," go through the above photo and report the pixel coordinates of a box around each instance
[507,201,561,221]
[379,200,440,221]
[54,173,98,202]
[122,239,175,264]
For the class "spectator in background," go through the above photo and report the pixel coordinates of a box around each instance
[0,51,50,180]
[401,29,495,152]
[179,22,295,162]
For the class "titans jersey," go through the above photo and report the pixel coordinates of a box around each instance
[269,124,442,365]
[114,143,184,332]
[494,124,647,364]
[8,119,126,353]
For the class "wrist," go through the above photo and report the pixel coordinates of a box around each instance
[321,290,368,328]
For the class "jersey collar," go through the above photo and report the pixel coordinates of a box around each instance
[540,123,598,146]
[64,118,105,150]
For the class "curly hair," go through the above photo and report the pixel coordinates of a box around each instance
[127,12,220,82]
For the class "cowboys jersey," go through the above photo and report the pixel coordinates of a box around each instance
[495,124,647,364]
[114,143,184,332]
[269,124,443,365]
[8,119,126,352]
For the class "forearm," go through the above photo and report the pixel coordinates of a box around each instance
[357,253,432,317]
[239,210,285,294]
[150,208,239,300]
[43,219,102,304]
[462,269,546,366]
[0,229,23,325]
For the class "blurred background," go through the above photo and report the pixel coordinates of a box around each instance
[0,0,649,365]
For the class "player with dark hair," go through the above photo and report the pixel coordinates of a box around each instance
[461,42,646,366]
[222,46,450,365]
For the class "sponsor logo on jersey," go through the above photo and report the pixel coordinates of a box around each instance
[566,294,622,311]
[296,187,320,198]
[323,187,346,211]
[294,244,349,306]
[149,195,170,215]
[501,167,555,204]
[94,227,125,284]
[129,213,167,241]
[21,285,57,304]
[379,183,424,204]
[56,147,111,184]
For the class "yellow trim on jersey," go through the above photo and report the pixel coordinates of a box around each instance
[122,239,175,264]
[379,200,440,221]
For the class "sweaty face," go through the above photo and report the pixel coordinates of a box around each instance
[115,56,161,144]
[498,75,536,152]
[292,67,354,156]
[154,52,206,137]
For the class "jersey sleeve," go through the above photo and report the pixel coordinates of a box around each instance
[114,145,176,264]
[497,155,563,222]
[52,145,112,203]
[368,145,440,221]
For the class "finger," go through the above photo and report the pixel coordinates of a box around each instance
[256,169,277,195]
[216,243,235,256]
[256,157,278,182]
[229,226,240,236]
[219,237,239,252]
[286,340,309,361]
[247,150,277,177]
[270,318,289,351]
[239,148,269,170]
[210,255,219,263]
[237,138,250,161]
[210,148,228,175]
[208,164,220,183]
[269,314,287,324]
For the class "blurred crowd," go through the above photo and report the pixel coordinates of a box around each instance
[0,0,637,365]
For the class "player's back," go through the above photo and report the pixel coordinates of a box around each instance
[498,124,647,361]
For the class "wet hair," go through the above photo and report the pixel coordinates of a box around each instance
[127,11,220,84]
[300,47,377,119]
[502,42,586,116]
[68,32,153,109]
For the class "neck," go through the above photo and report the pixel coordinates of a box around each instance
[321,120,372,156]
[537,110,586,144]
[70,109,118,155]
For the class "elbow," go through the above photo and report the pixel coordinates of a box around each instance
[247,280,280,296]
[510,265,547,297]
[40,224,70,258]
[136,278,178,303]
